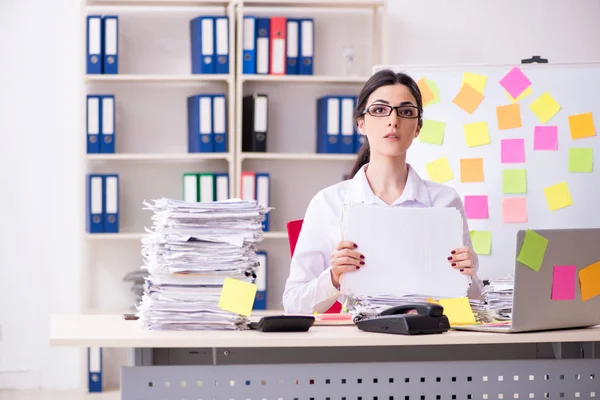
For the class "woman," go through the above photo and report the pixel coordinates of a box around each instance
[282,69,484,314]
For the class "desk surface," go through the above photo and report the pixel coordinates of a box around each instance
[49,314,600,348]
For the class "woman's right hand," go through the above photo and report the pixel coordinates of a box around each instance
[330,240,364,289]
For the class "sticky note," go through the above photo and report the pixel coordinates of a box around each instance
[438,297,477,326]
[529,92,561,124]
[551,265,577,301]
[544,182,573,211]
[579,261,600,302]
[470,230,492,255]
[464,122,491,147]
[417,78,435,106]
[505,86,532,103]
[502,197,527,223]
[424,78,441,106]
[419,120,446,145]
[499,67,531,98]
[464,195,488,219]
[569,148,593,172]
[534,126,558,150]
[568,112,596,139]
[502,169,527,194]
[425,157,454,183]
[501,138,525,163]
[453,83,484,114]
[460,158,484,183]
[496,104,522,130]
[517,229,549,272]
[218,277,257,316]
[462,72,487,94]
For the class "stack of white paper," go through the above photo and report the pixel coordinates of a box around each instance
[136,198,270,331]
[483,274,514,321]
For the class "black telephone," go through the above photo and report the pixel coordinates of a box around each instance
[355,302,450,335]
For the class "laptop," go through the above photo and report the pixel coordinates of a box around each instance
[455,228,600,333]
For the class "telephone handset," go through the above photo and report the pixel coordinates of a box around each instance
[379,303,444,318]
[355,302,450,335]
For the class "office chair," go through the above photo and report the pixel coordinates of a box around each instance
[286,219,342,314]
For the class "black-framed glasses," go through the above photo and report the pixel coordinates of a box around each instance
[363,104,421,119]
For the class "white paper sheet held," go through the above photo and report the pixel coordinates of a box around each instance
[339,204,469,299]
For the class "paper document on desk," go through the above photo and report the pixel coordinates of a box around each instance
[340,205,469,299]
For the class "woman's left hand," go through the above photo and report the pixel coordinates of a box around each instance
[447,246,475,276]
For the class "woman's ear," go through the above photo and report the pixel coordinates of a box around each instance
[357,117,366,135]
[414,121,422,138]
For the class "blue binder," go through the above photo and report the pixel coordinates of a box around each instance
[88,347,102,392]
[190,16,216,74]
[255,18,270,75]
[253,251,268,310]
[100,95,115,153]
[255,173,270,231]
[242,16,256,74]
[102,16,118,74]
[187,95,213,152]
[286,18,300,75]
[299,18,314,75]
[215,16,229,74]
[317,96,340,153]
[353,96,365,153]
[103,174,119,233]
[86,174,104,233]
[86,16,103,74]
[340,96,355,154]
[86,95,101,153]
[212,94,227,153]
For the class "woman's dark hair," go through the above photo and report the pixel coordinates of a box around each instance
[347,69,423,178]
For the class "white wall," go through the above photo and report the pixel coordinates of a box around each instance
[1,0,599,391]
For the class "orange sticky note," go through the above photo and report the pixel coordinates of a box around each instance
[568,112,596,139]
[453,83,484,114]
[417,78,435,106]
[218,277,257,316]
[579,261,600,302]
[460,158,484,182]
[496,104,522,130]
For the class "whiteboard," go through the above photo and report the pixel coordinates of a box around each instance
[372,63,600,280]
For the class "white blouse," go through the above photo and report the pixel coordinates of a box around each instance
[282,163,485,314]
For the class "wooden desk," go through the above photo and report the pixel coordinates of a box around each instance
[50,314,600,400]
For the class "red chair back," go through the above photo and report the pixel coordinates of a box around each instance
[286,219,342,314]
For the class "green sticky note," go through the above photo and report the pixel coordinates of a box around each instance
[419,120,446,145]
[569,148,593,172]
[470,230,492,255]
[502,169,527,194]
[517,229,549,272]
[424,78,441,106]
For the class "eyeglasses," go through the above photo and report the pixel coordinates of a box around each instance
[363,104,421,119]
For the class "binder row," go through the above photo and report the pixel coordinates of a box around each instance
[87,95,116,154]
[86,16,119,74]
[183,172,230,202]
[253,251,268,310]
[243,16,314,75]
[187,94,228,153]
[240,171,271,232]
[190,16,230,74]
[317,95,363,154]
[86,174,120,234]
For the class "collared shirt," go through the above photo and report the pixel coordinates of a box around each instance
[282,163,485,314]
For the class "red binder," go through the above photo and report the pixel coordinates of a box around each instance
[269,17,287,75]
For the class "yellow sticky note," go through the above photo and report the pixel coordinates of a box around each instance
[579,261,600,302]
[218,277,257,316]
[496,104,522,130]
[464,122,491,147]
[460,157,484,183]
[417,78,435,106]
[424,78,441,107]
[438,297,477,326]
[568,112,596,139]
[425,157,454,183]
[505,86,532,103]
[543,181,573,211]
[529,92,561,124]
[453,83,484,114]
[462,72,487,94]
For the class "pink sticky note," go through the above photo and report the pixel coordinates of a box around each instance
[502,197,527,223]
[499,67,532,99]
[534,126,558,150]
[501,138,525,163]
[464,195,488,219]
[551,265,577,300]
